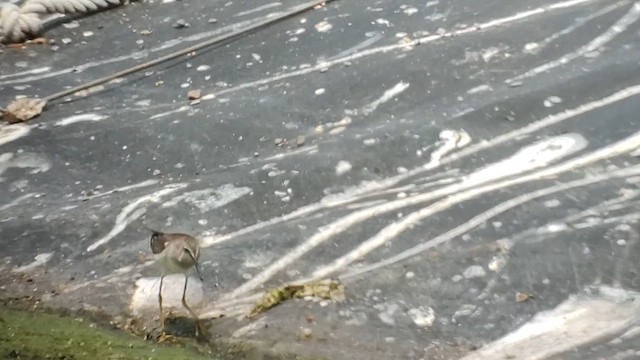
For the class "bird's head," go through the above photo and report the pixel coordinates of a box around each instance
[145,227,166,254]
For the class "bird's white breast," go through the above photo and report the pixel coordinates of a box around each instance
[154,252,189,275]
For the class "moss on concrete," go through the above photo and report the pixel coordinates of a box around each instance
[0,306,215,360]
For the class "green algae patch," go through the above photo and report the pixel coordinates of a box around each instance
[0,307,215,360]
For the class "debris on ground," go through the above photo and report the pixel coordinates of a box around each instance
[248,279,345,318]
[174,19,190,29]
[74,85,105,97]
[296,327,312,341]
[274,138,287,147]
[515,292,533,302]
[2,98,47,123]
[188,89,202,100]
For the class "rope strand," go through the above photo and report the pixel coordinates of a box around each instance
[0,0,123,43]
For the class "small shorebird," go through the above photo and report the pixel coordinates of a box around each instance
[146,227,206,340]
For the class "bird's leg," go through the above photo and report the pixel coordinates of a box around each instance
[157,275,176,343]
[158,275,165,330]
[181,275,207,338]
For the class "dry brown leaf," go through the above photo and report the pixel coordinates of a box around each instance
[248,279,345,318]
[2,98,47,123]
[515,292,533,302]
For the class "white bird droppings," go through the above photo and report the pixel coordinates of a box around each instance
[463,265,486,279]
[315,21,332,32]
[403,7,418,15]
[544,199,562,208]
[407,306,435,328]
[543,96,563,107]
[488,256,506,272]
[335,160,352,176]
[377,302,399,326]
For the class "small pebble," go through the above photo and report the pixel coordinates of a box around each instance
[173,19,189,28]
[297,327,312,340]
[208,18,218,24]
[187,89,202,100]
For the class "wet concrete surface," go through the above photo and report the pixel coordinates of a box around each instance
[1,0,640,359]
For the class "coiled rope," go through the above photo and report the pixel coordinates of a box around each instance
[0,0,123,44]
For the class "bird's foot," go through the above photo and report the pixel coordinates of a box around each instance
[195,321,209,342]
[157,331,178,344]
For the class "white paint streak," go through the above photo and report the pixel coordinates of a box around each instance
[0,124,31,147]
[467,84,492,94]
[461,285,640,360]
[201,0,595,101]
[162,184,251,212]
[0,66,51,80]
[260,145,318,161]
[325,32,384,61]
[526,2,626,55]
[149,106,190,120]
[86,183,188,252]
[54,113,107,126]
[0,192,37,212]
[13,253,53,272]
[199,172,455,249]
[0,152,51,176]
[337,138,640,281]
[466,133,588,185]
[362,81,411,115]
[448,84,640,164]
[82,179,159,200]
[234,2,281,17]
[165,83,640,258]
[508,2,640,83]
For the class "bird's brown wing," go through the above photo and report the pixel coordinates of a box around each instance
[182,235,203,281]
